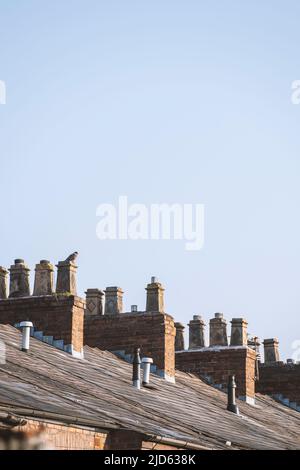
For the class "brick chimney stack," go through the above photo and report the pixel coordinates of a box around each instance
[0,267,8,299]
[209,313,228,347]
[230,318,248,346]
[85,289,104,315]
[104,287,123,315]
[56,260,77,295]
[175,322,185,351]
[0,254,85,359]
[145,277,165,312]
[188,315,206,349]
[9,259,31,298]
[33,260,54,296]
[263,338,280,363]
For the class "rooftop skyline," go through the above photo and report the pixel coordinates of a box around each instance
[1,1,300,359]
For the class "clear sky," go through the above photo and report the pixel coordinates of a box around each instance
[0,1,299,360]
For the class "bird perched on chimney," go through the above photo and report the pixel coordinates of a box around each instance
[64,251,78,263]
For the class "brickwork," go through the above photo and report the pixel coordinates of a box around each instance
[257,363,300,407]
[15,421,188,450]
[176,347,256,401]
[0,295,85,354]
[84,311,176,380]
[16,419,107,450]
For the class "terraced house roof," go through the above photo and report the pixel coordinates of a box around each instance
[0,324,299,450]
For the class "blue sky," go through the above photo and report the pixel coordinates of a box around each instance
[0,1,300,359]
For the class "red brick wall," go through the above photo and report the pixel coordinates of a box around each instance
[84,312,176,380]
[0,295,84,354]
[257,363,300,406]
[176,347,256,400]
[15,421,184,450]
[15,419,107,450]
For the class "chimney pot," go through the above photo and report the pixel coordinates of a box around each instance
[175,322,185,351]
[56,259,78,295]
[230,318,248,346]
[85,289,104,315]
[215,312,223,319]
[151,276,158,284]
[0,266,8,300]
[209,313,228,347]
[188,315,205,349]
[20,321,33,352]
[131,305,138,312]
[145,278,165,312]
[104,287,124,314]
[33,260,54,296]
[9,260,30,298]
[263,338,280,363]
[193,315,202,321]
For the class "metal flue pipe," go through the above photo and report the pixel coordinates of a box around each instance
[227,375,239,415]
[142,357,153,385]
[20,321,33,352]
[132,347,141,389]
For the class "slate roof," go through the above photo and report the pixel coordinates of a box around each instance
[0,324,299,450]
